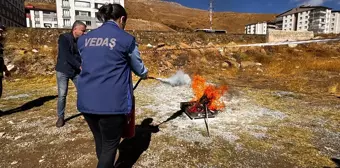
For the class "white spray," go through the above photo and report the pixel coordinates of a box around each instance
[154,70,191,87]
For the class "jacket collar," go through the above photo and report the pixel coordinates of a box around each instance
[104,20,120,28]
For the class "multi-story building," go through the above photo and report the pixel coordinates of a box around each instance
[245,22,277,35]
[277,5,332,33]
[56,0,124,29]
[329,11,340,34]
[0,0,26,27]
[25,5,58,28]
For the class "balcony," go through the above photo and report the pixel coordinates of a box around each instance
[62,2,71,8]
[62,14,71,18]
[311,11,327,16]
[75,15,92,20]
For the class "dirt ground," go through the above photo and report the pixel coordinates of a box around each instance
[0,71,339,168]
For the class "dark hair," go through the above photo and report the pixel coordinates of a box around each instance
[96,3,127,22]
[72,20,86,31]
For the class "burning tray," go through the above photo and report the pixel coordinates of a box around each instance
[180,101,218,120]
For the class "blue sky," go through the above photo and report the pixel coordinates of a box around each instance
[164,0,340,14]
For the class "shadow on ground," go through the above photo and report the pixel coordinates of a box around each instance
[0,95,57,117]
[115,118,160,168]
[324,158,340,168]
[115,110,184,168]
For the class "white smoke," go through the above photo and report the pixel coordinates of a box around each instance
[156,70,191,87]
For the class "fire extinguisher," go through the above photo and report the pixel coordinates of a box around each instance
[122,78,143,139]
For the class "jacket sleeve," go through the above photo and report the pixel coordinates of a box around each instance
[58,35,81,69]
[128,39,148,78]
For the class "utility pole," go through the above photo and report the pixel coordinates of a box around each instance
[209,0,213,30]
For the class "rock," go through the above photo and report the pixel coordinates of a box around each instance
[273,91,298,98]
[0,132,5,137]
[32,49,38,53]
[146,44,153,48]
[288,43,298,48]
[7,121,14,125]
[256,67,264,72]
[11,161,18,165]
[14,136,22,140]
[207,42,214,47]
[240,61,261,68]
[156,43,165,48]
[165,61,172,67]
[222,62,230,68]
[200,57,208,64]
[227,42,237,46]
[170,54,178,59]
[255,63,262,66]
[39,159,44,163]
[218,48,226,56]
[24,34,29,37]
[179,42,190,48]
[6,64,15,71]
[226,60,240,69]
[43,45,48,48]
[260,48,267,55]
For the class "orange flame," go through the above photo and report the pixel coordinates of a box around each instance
[191,75,228,111]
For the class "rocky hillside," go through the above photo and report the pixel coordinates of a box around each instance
[24,0,276,33]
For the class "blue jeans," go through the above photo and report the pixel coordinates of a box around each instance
[56,71,78,118]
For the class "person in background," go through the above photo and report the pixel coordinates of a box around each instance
[77,3,148,168]
[55,21,86,128]
[0,23,10,98]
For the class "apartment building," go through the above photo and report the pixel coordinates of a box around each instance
[25,5,58,28]
[245,22,277,35]
[0,0,26,27]
[56,0,124,29]
[330,11,340,34]
[277,5,332,33]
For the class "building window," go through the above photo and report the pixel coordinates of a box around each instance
[300,17,302,20]
[34,11,39,17]
[63,19,71,26]
[305,21,308,24]
[95,3,104,9]
[63,9,70,16]
[305,26,307,29]
[74,1,90,8]
[81,20,91,26]
[332,23,335,26]
[75,10,91,17]
[290,19,292,21]
[331,28,334,31]
[299,27,301,29]
[332,18,335,21]
[284,24,287,27]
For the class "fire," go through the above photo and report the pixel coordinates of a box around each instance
[191,75,228,111]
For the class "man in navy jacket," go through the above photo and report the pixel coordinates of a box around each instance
[55,21,86,127]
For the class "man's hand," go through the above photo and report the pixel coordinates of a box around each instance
[80,66,82,71]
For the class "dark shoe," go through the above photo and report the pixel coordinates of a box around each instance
[56,117,65,128]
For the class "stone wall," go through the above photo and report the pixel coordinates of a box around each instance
[266,29,314,42]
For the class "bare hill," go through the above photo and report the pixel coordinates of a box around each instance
[25,0,276,33]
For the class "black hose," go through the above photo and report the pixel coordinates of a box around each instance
[133,78,143,90]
